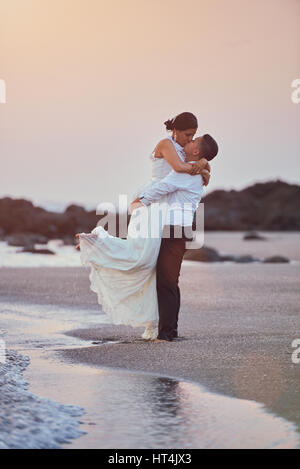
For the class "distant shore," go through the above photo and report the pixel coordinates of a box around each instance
[1,181,300,250]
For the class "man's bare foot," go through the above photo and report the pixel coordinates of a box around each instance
[75,244,80,250]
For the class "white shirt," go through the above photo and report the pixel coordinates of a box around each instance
[138,162,203,226]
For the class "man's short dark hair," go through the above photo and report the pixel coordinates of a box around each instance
[202,134,218,161]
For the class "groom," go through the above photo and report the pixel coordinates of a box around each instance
[131,134,218,342]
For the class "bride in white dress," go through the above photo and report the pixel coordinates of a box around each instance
[76,113,209,340]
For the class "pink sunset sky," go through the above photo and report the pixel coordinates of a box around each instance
[0,0,299,210]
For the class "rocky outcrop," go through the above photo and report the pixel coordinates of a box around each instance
[201,180,300,231]
[19,247,55,255]
[0,197,98,242]
[263,256,290,263]
[0,180,299,246]
[0,197,129,244]
[184,247,221,262]
[243,231,267,241]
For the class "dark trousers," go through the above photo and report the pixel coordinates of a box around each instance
[156,225,192,340]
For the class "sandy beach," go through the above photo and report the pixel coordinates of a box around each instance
[0,232,299,448]
[0,266,299,446]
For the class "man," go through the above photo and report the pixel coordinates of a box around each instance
[132,134,219,342]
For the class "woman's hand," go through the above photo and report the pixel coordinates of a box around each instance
[190,158,210,175]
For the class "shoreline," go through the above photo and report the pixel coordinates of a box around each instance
[23,341,300,449]
[1,262,300,448]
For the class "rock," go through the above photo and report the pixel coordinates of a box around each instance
[0,227,5,240]
[19,248,55,255]
[33,234,49,244]
[263,256,290,263]
[6,233,48,248]
[65,204,87,214]
[235,255,258,263]
[220,255,237,262]
[243,231,267,241]
[184,246,221,262]
[7,233,34,248]
[200,180,300,231]
[184,248,260,263]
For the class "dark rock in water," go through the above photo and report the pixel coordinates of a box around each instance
[184,246,221,262]
[7,233,48,248]
[19,248,55,255]
[263,256,290,263]
[243,231,267,241]
[184,248,260,263]
[235,255,258,263]
[219,255,237,262]
[0,228,5,240]
[34,235,49,244]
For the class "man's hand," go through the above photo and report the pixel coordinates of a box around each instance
[75,232,99,249]
[130,197,141,204]
[200,169,210,186]
[190,159,211,186]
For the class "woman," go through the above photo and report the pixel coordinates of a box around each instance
[76,112,210,340]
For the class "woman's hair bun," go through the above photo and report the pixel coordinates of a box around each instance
[164,119,175,131]
[164,112,198,132]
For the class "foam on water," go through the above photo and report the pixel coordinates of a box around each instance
[0,349,85,449]
[0,241,81,268]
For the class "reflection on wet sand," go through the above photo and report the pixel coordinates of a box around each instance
[24,350,299,449]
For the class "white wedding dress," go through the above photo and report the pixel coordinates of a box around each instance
[79,136,186,339]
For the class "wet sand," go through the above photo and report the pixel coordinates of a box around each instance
[63,262,300,434]
[204,231,300,261]
[1,260,300,442]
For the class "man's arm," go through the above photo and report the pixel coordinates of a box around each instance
[138,167,201,206]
